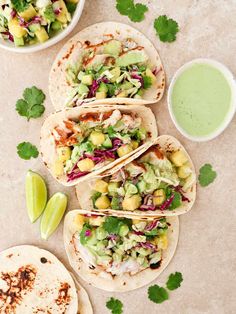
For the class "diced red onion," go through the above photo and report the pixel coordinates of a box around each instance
[85,230,91,237]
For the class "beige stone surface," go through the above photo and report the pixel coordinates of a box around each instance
[0,1,236,313]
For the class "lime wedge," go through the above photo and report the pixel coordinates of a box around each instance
[25,170,47,223]
[40,192,67,240]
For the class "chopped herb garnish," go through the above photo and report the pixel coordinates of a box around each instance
[106,297,123,314]
[198,163,217,187]
[148,284,169,304]
[166,272,183,290]
[116,0,148,22]
[17,142,39,160]
[154,15,179,42]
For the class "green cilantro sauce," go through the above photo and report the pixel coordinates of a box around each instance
[171,63,232,137]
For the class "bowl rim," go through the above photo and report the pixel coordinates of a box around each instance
[0,0,85,53]
[167,58,236,142]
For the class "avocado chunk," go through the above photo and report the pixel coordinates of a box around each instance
[111,197,120,210]
[28,23,41,33]
[116,50,148,67]
[108,182,120,196]
[13,36,24,46]
[78,83,89,95]
[98,82,108,93]
[103,39,122,56]
[103,136,113,149]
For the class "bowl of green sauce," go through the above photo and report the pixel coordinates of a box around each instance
[168,58,236,141]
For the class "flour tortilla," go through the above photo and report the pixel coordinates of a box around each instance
[63,210,179,292]
[76,135,196,216]
[0,245,92,314]
[49,21,165,110]
[40,104,158,186]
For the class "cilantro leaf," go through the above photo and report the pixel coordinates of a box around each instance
[106,297,123,314]
[154,15,179,43]
[116,0,148,23]
[11,0,29,13]
[168,192,181,210]
[198,163,217,187]
[148,285,169,304]
[103,216,132,235]
[16,86,46,120]
[17,142,39,160]
[166,272,183,290]
[143,75,152,89]
[44,5,56,23]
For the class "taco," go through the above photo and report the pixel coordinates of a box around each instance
[76,135,196,216]
[40,104,157,186]
[0,245,93,314]
[49,22,165,110]
[64,210,179,292]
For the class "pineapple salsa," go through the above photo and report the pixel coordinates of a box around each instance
[91,146,193,212]
[0,0,78,46]
[65,38,159,105]
[52,109,149,182]
[73,213,169,275]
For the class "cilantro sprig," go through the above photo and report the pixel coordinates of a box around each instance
[166,272,183,290]
[17,142,39,160]
[198,164,217,187]
[154,15,179,42]
[116,0,148,22]
[106,297,123,314]
[16,86,46,121]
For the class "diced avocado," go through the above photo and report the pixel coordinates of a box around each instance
[119,224,129,237]
[120,81,133,90]
[146,180,159,194]
[117,144,133,157]
[153,189,166,206]
[94,179,108,193]
[78,83,89,95]
[137,180,147,193]
[19,4,37,21]
[95,195,111,209]
[111,197,120,210]
[35,28,49,43]
[96,241,106,251]
[117,187,125,197]
[113,253,122,263]
[124,182,138,196]
[14,36,24,46]
[51,20,62,31]
[122,194,142,211]
[116,50,148,67]
[108,182,120,196]
[86,230,98,246]
[77,71,85,81]
[136,247,151,257]
[98,82,108,93]
[102,136,112,149]
[8,18,27,38]
[95,91,107,99]
[77,158,94,172]
[143,165,156,184]
[103,39,122,56]
[28,23,41,33]
[96,227,108,240]
[57,146,71,163]
[170,150,188,167]
[146,68,157,84]
[110,67,121,83]
[81,74,93,85]
[90,131,105,146]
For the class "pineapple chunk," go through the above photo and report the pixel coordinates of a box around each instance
[57,146,71,163]
[170,150,188,167]
[96,91,107,99]
[19,4,37,21]
[94,179,108,193]
[153,189,166,206]
[53,159,64,176]
[131,140,139,150]
[35,28,49,43]
[8,18,27,38]
[56,0,69,24]
[81,74,93,85]
[95,195,111,209]
[122,195,141,211]
[73,214,84,231]
[116,91,127,98]
[77,158,95,172]
[158,234,168,250]
[146,68,157,84]
[89,216,105,226]
[117,144,133,157]
[89,131,105,146]
[177,165,192,179]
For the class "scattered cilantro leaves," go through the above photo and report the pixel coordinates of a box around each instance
[148,285,169,304]
[16,86,46,121]
[116,0,148,22]
[17,142,39,160]
[154,15,179,42]
[143,75,152,89]
[166,272,183,290]
[198,164,217,187]
[106,297,123,314]
[11,0,29,13]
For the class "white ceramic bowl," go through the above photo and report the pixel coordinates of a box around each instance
[0,0,85,53]
[168,58,236,142]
